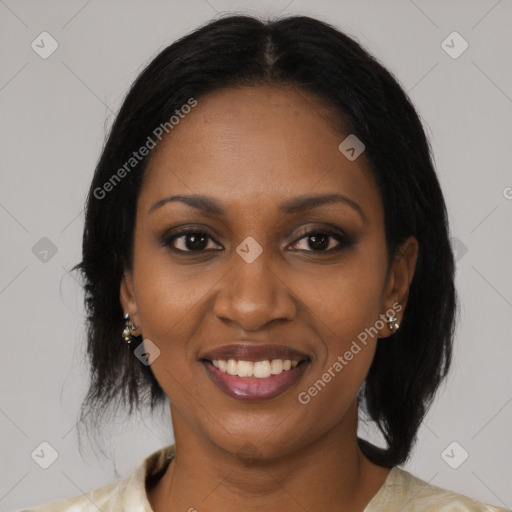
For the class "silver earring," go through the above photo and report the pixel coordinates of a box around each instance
[386,312,400,332]
[122,313,138,344]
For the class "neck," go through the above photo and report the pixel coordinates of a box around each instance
[148,401,390,512]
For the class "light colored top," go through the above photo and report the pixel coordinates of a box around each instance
[22,444,510,512]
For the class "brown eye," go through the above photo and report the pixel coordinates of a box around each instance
[289,229,351,253]
[162,230,222,252]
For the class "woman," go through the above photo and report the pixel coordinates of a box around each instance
[24,13,508,512]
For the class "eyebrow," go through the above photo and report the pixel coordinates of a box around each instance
[148,193,366,222]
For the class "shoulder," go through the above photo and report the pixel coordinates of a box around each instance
[20,478,128,512]
[21,444,176,512]
[368,466,510,512]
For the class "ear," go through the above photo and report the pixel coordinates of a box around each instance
[120,270,141,335]
[378,236,419,338]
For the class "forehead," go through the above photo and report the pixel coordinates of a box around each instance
[139,85,381,220]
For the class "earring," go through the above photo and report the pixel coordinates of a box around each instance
[122,312,138,344]
[385,312,400,332]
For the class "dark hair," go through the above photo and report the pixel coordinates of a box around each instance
[72,13,457,468]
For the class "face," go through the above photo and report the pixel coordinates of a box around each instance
[121,85,418,459]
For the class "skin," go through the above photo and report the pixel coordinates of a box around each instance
[120,84,418,512]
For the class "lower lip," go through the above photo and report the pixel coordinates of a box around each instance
[202,360,310,401]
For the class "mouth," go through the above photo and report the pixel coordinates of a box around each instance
[200,344,311,401]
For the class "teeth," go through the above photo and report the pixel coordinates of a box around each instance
[211,358,302,378]
[270,359,283,374]
[237,360,253,377]
[227,359,237,376]
[254,360,271,378]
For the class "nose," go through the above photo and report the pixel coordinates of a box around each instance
[213,251,297,331]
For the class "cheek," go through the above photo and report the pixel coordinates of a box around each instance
[130,234,201,357]
[295,245,387,345]
[295,267,382,420]
[291,242,387,401]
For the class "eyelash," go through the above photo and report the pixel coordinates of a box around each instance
[161,227,352,255]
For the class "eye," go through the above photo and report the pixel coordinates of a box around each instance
[288,229,351,253]
[162,229,222,253]
[161,227,352,254]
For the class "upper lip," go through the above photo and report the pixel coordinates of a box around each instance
[200,344,310,362]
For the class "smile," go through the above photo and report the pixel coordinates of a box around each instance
[214,358,299,377]
[202,358,310,401]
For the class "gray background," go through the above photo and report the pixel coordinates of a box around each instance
[1,0,511,510]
